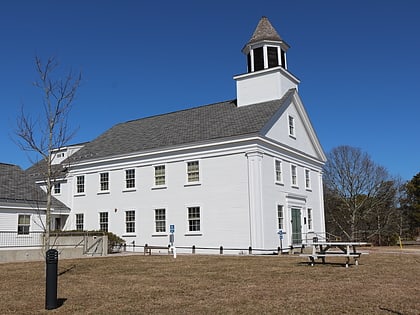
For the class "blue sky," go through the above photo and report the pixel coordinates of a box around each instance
[1,0,419,180]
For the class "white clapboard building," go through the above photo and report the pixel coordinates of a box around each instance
[44,17,327,253]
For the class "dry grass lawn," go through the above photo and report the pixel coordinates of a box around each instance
[0,248,419,314]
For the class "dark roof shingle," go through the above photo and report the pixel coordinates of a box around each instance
[71,91,294,162]
[0,163,68,209]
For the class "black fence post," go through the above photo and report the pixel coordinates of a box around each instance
[45,249,58,310]
[219,246,223,255]
[192,245,196,254]
[248,246,252,255]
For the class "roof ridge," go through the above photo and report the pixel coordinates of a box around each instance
[122,99,237,125]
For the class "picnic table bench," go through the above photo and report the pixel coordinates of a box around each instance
[300,242,368,268]
[144,244,170,255]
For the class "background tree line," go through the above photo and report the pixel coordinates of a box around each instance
[323,145,420,245]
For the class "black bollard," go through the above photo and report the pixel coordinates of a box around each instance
[45,249,58,310]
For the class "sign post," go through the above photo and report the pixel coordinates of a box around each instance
[277,230,286,254]
[169,224,176,258]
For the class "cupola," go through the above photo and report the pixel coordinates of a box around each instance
[234,17,300,106]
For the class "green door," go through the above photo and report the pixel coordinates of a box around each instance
[291,208,302,244]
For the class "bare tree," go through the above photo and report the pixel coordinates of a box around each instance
[323,145,399,243]
[15,56,81,250]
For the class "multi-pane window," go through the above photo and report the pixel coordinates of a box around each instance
[288,115,295,137]
[76,175,85,194]
[76,214,84,231]
[100,172,109,191]
[308,208,313,230]
[17,214,30,235]
[187,161,199,183]
[188,207,201,232]
[154,165,165,186]
[305,169,311,189]
[291,165,298,186]
[125,169,135,189]
[54,183,61,194]
[277,205,284,230]
[155,209,166,233]
[275,160,283,183]
[99,212,108,232]
[125,210,135,233]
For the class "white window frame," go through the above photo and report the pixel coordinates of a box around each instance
[76,175,85,194]
[125,210,136,234]
[186,160,200,185]
[305,169,311,190]
[125,169,136,190]
[154,208,166,233]
[99,172,109,192]
[288,115,296,138]
[307,208,313,230]
[275,159,283,184]
[53,182,61,195]
[76,213,84,231]
[291,164,298,187]
[277,205,284,230]
[99,212,108,232]
[17,214,30,235]
[187,206,201,234]
[153,165,166,188]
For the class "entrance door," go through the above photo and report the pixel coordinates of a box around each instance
[291,208,302,244]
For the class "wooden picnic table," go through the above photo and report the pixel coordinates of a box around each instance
[300,242,368,268]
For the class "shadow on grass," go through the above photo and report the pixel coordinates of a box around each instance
[57,298,67,308]
[297,261,360,268]
[58,265,76,276]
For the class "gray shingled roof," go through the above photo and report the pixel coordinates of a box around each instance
[71,90,294,162]
[0,163,68,210]
[246,16,288,47]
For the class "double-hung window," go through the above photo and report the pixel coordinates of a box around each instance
[288,115,295,137]
[188,207,201,232]
[54,183,61,194]
[307,208,313,230]
[154,165,166,186]
[277,205,284,230]
[100,172,109,191]
[125,210,135,233]
[187,161,199,183]
[155,209,166,233]
[305,169,311,189]
[17,214,30,235]
[99,212,108,232]
[125,169,135,189]
[291,165,298,187]
[275,160,283,183]
[76,175,85,194]
[76,214,84,231]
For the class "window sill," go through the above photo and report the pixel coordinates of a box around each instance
[289,135,296,140]
[275,181,284,186]
[184,182,201,187]
[122,188,136,193]
[305,188,312,192]
[97,191,110,195]
[151,185,167,190]
[152,233,168,237]
[122,234,137,237]
[291,185,299,189]
[184,232,202,236]
[74,193,86,197]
